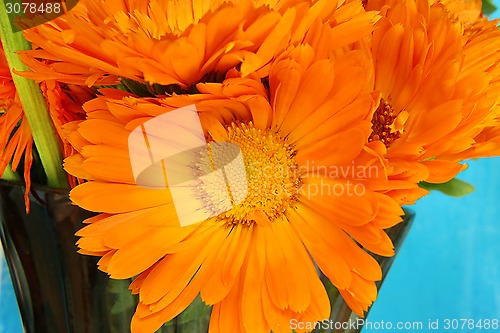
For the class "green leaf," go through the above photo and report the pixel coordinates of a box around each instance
[120,78,156,97]
[1,163,20,182]
[157,295,211,333]
[107,279,136,315]
[419,178,475,197]
[483,0,498,16]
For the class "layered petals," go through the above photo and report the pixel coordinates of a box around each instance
[365,0,500,204]
[68,37,407,333]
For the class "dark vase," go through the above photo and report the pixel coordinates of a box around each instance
[0,181,137,333]
[0,180,414,333]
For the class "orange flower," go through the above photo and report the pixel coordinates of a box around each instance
[1,41,35,209]
[363,0,500,204]
[440,0,483,23]
[444,14,500,160]
[41,80,94,187]
[67,44,406,333]
[19,0,378,88]
[0,40,92,206]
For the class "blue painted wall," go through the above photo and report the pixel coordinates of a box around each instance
[364,157,500,332]
[1,2,500,333]
[0,247,22,333]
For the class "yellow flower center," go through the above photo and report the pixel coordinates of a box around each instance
[368,99,402,147]
[201,122,301,226]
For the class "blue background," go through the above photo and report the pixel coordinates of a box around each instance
[2,3,500,333]
[365,157,500,332]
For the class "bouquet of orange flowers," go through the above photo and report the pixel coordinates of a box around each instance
[1,0,499,332]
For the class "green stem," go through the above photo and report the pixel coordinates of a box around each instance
[0,0,69,189]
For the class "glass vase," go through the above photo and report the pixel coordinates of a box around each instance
[0,180,414,333]
[0,181,137,333]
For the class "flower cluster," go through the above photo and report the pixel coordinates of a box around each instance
[1,0,499,332]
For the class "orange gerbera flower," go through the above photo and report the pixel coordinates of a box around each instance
[0,40,92,206]
[19,0,378,88]
[363,0,500,204]
[67,44,406,333]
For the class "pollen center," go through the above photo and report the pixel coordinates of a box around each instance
[199,122,301,226]
[368,99,402,147]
